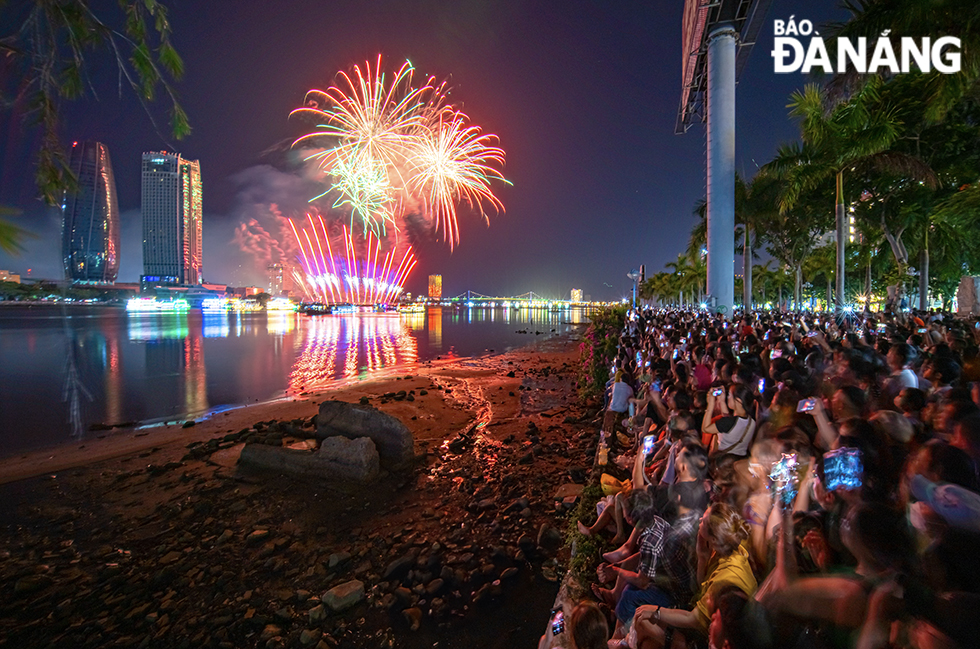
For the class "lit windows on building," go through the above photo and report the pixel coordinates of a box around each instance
[62,141,120,283]
[428,275,442,300]
[141,152,203,286]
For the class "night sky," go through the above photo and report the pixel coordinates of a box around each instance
[0,0,850,301]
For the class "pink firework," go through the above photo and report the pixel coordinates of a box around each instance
[287,213,417,305]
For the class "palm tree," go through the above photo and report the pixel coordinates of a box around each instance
[665,254,695,307]
[805,244,837,310]
[690,174,768,309]
[830,0,980,123]
[767,78,905,309]
[0,207,31,254]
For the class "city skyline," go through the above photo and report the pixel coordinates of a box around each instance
[0,0,850,300]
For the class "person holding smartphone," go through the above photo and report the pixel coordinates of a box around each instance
[702,385,757,458]
[537,602,608,649]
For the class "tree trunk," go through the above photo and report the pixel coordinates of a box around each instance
[743,227,752,310]
[881,212,908,268]
[795,266,802,310]
[778,285,783,312]
[865,256,872,296]
[835,172,846,310]
[826,276,832,311]
[919,248,929,311]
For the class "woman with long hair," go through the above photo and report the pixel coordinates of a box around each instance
[632,503,757,649]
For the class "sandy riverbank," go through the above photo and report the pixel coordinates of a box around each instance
[0,333,603,649]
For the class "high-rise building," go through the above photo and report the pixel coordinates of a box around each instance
[62,141,120,283]
[267,263,284,296]
[428,274,442,300]
[141,151,203,285]
[570,288,583,303]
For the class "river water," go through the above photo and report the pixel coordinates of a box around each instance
[0,305,590,457]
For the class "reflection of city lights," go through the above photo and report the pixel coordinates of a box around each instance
[202,312,230,338]
[288,315,418,392]
[127,312,190,340]
[267,313,297,336]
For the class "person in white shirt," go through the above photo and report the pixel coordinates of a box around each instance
[883,342,918,404]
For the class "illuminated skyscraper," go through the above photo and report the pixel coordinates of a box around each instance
[62,141,120,283]
[268,263,284,296]
[141,152,203,285]
[428,275,442,300]
[571,288,583,303]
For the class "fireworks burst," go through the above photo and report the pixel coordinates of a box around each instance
[288,213,417,306]
[290,55,508,249]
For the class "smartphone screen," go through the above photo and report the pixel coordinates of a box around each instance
[771,349,782,359]
[551,610,565,635]
[823,447,863,491]
[642,435,656,456]
[796,398,815,412]
[712,387,724,397]
[758,378,766,393]
[769,453,800,508]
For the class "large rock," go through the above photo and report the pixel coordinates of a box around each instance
[319,436,380,476]
[322,580,365,611]
[316,401,414,470]
[239,437,379,483]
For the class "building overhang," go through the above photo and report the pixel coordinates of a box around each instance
[676,0,774,134]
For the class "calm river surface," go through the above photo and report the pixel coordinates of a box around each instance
[0,305,590,456]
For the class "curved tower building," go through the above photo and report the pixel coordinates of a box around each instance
[62,141,120,283]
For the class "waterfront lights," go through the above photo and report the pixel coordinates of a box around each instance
[126,297,190,312]
[267,298,297,312]
[202,297,228,311]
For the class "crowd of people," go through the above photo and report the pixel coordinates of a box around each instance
[542,308,980,649]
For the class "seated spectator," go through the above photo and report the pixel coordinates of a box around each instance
[632,503,757,648]
[591,490,671,641]
[538,601,609,649]
[708,586,773,649]
[605,371,635,432]
[702,384,757,458]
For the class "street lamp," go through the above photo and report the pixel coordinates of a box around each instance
[627,268,641,307]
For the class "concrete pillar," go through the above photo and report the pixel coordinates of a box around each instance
[706,24,737,317]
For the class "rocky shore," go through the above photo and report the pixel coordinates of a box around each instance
[0,335,601,648]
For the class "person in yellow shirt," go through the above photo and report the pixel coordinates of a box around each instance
[632,503,757,648]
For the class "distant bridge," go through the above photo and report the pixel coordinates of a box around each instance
[438,290,598,308]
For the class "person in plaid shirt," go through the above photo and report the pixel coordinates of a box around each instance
[654,482,706,606]
[592,489,673,630]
